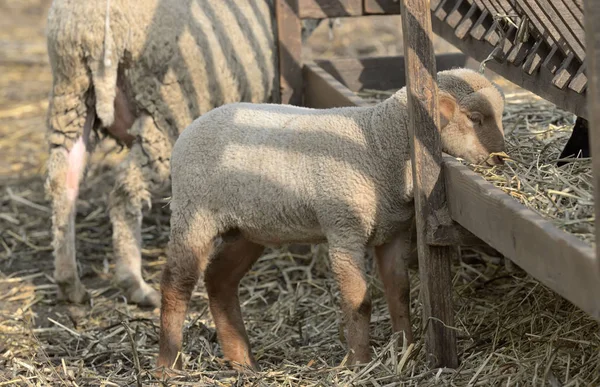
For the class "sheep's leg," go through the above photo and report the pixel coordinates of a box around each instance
[46,107,93,304]
[374,232,414,345]
[204,237,264,371]
[329,244,372,365]
[157,226,214,372]
[109,115,170,307]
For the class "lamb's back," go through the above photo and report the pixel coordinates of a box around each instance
[171,103,384,243]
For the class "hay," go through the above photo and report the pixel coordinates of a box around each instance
[2,181,600,385]
[2,2,599,385]
[0,94,598,386]
[468,93,594,245]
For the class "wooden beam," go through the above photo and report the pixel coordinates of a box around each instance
[584,0,600,287]
[276,0,303,105]
[314,53,469,92]
[364,0,401,14]
[401,0,458,368]
[303,62,369,108]
[298,0,362,18]
[443,156,600,320]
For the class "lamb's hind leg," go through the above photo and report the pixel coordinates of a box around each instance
[204,235,264,371]
[109,115,170,307]
[46,101,93,304]
[157,214,217,372]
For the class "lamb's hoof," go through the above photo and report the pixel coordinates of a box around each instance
[152,366,179,380]
[229,359,260,374]
[126,283,161,308]
[57,281,91,304]
[343,352,371,367]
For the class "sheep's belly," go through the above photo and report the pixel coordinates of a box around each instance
[240,227,327,247]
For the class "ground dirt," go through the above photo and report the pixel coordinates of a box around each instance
[1,1,599,386]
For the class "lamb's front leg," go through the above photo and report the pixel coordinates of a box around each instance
[374,231,414,345]
[329,243,372,365]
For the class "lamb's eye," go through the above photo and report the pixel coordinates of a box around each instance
[469,113,483,125]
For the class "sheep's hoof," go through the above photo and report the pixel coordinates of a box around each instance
[127,283,161,308]
[57,281,91,304]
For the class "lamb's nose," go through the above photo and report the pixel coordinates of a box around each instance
[485,155,505,166]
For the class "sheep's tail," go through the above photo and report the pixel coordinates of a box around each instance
[103,0,112,68]
[90,0,117,128]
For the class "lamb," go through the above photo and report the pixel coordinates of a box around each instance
[44,0,277,307]
[156,67,506,372]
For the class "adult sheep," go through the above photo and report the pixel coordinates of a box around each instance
[45,0,277,307]
[157,68,506,371]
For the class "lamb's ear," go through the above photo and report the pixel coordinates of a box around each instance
[439,92,457,130]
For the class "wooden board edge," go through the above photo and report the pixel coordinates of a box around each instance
[303,62,371,108]
[313,53,471,92]
[443,155,600,320]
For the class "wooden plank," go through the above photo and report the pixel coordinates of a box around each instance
[314,53,470,92]
[479,0,501,16]
[506,38,532,66]
[431,20,588,118]
[364,0,400,14]
[568,63,587,93]
[434,0,453,22]
[551,52,576,89]
[536,0,585,61]
[454,2,480,39]
[276,0,303,106]
[548,0,585,50]
[470,10,492,40]
[400,0,458,368]
[563,0,584,23]
[515,0,581,61]
[482,19,500,45]
[541,45,563,74]
[303,62,370,108]
[443,156,600,320]
[446,0,467,28]
[522,38,545,75]
[584,0,600,279]
[298,0,362,18]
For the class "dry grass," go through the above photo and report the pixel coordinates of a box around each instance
[2,2,599,386]
[2,182,599,386]
[470,91,594,245]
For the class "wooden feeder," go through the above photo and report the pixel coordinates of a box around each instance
[275,0,600,368]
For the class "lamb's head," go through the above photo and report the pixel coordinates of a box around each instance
[436,68,505,165]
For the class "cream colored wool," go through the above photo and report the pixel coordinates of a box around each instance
[44,0,277,307]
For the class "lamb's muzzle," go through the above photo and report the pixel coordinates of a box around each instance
[157,67,506,372]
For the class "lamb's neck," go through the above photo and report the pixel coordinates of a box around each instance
[368,89,411,158]
[365,88,415,202]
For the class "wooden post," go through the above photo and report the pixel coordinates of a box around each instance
[400,0,459,368]
[275,0,303,105]
[584,0,600,267]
